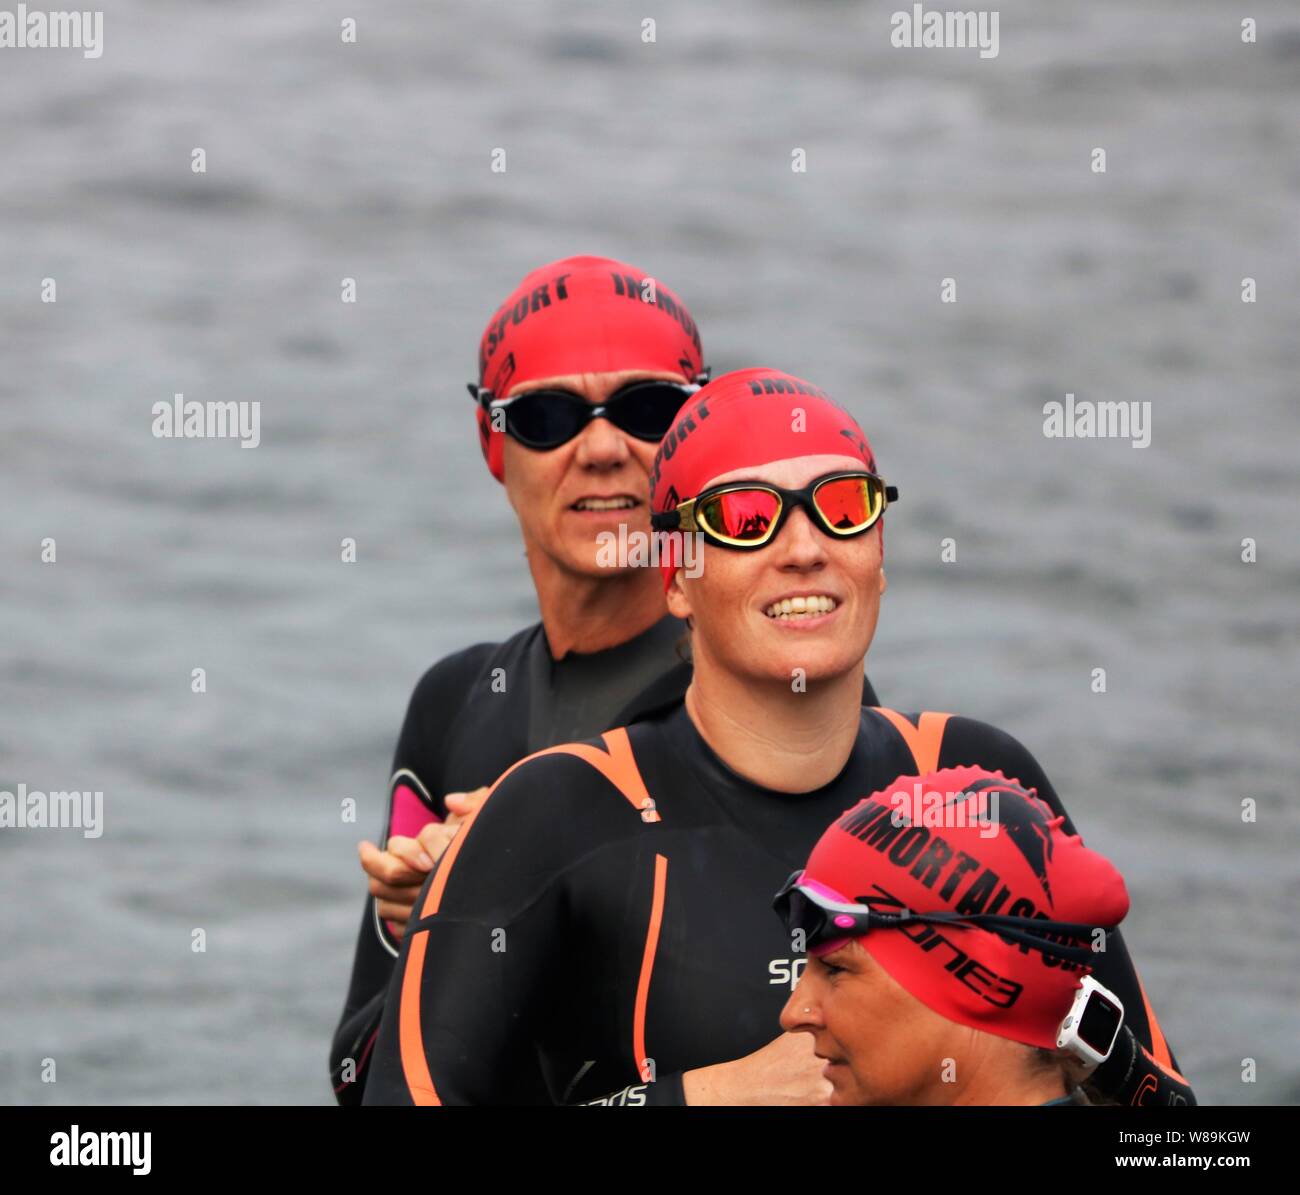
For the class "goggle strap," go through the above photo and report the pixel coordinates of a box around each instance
[920,911,1110,964]
[477,379,694,407]
[796,889,1111,967]
[867,909,1107,965]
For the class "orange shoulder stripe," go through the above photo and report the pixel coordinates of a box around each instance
[418,792,490,920]
[554,728,661,822]
[872,708,952,775]
[633,854,669,1081]
[417,729,657,921]
[1136,973,1186,1081]
[398,931,440,1105]
[402,728,659,1104]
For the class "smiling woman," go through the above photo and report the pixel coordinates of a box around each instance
[649,369,892,700]
[361,368,1193,1108]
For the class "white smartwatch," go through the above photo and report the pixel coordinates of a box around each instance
[1056,975,1124,1067]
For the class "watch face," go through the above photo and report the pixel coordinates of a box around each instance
[1077,990,1123,1053]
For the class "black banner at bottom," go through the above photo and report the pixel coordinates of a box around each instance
[6,1104,1285,1180]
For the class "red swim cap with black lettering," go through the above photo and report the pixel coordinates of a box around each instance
[474,255,705,482]
[800,765,1130,1051]
[648,367,881,590]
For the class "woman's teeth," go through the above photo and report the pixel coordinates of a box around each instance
[573,497,637,511]
[764,595,837,620]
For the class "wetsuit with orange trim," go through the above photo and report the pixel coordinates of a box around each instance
[362,704,1195,1106]
[330,617,883,1103]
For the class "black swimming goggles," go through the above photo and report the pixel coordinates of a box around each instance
[773,871,1111,965]
[468,373,708,450]
[652,471,899,550]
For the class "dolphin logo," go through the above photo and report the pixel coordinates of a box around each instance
[947,779,1056,905]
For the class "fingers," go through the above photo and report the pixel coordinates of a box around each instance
[368,878,422,905]
[444,785,490,817]
[386,834,435,873]
[416,821,460,865]
[371,820,462,923]
[357,838,426,886]
[378,901,413,926]
[359,792,483,900]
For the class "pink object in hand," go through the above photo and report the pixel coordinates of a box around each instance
[389,782,441,840]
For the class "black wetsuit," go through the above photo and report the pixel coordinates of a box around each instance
[330,615,881,1103]
[362,704,1194,1107]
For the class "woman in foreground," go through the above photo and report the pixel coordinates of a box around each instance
[777,764,1131,1106]
[363,368,1193,1106]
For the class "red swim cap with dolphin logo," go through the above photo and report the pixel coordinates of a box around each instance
[799,765,1131,1051]
[474,255,705,482]
[648,368,882,591]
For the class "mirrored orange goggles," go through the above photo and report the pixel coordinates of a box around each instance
[651,471,898,550]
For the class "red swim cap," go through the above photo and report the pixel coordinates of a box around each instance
[801,765,1130,1051]
[648,368,881,590]
[474,255,704,482]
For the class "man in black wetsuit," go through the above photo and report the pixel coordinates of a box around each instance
[362,368,1194,1106]
[331,264,880,1102]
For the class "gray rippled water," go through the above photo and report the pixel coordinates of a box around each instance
[1,0,1297,1105]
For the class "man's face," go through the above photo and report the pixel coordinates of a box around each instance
[779,940,975,1105]
[664,455,887,686]
[501,368,687,578]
